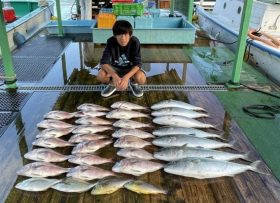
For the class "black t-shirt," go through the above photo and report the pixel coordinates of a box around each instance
[100,36,142,70]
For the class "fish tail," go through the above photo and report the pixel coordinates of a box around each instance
[250,160,269,175]
[227,140,240,151]
[243,151,254,162]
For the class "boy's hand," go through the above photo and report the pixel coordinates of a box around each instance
[112,75,122,89]
[118,76,129,90]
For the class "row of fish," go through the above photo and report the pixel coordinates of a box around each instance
[16,177,167,194]
[16,100,264,194]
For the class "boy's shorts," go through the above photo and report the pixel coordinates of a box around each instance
[98,64,146,77]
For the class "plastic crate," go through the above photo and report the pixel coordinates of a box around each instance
[135,15,153,28]
[113,3,144,16]
[97,13,116,28]
[117,16,135,28]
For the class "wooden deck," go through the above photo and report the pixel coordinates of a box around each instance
[5,64,280,202]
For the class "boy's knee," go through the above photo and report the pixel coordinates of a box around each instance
[134,70,146,85]
[97,70,110,83]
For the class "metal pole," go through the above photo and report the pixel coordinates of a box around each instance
[169,0,174,17]
[55,0,63,36]
[0,2,17,89]
[187,0,194,22]
[229,0,253,86]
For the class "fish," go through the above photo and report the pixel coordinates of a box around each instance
[68,133,109,143]
[74,110,107,118]
[117,148,154,160]
[111,101,148,111]
[72,140,113,154]
[24,148,69,162]
[51,177,96,193]
[113,119,153,129]
[68,153,113,165]
[164,157,264,179]
[154,145,251,161]
[112,158,163,176]
[114,135,151,148]
[67,165,115,181]
[153,115,214,128]
[37,119,74,129]
[36,127,74,138]
[15,177,61,192]
[77,103,110,112]
[75,117,112,125]
[152,135,233,149]
[43,111,76,120]
[124,180,167,194]
[151,99,206,111]
[151,107,208,118]
[152,127,223,139]
[106,109,150,120]
[112,128,155,139]
[17,162,70,177]
[72,125,112,134]
[91,177,132,195]
[32,137,74,148]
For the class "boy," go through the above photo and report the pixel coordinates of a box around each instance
[97,20,146,98]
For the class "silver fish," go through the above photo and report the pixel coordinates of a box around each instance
[152,107,208,118]
[106,109,150,120]
[67,165,115,181]
[15,178,61,192]
[112,128,155,139]
[68,153,113,165]
[152,127,223,139]
[153,115,214,128]
[152,135,233,149]
[32,137,74,148]
[154,145,251,161]
[24,148,69,162]
[17,162,70,177]
[77,103,110,112]
[164,157,263,179]
[112,158,163,176]
[75,117,112,125]
[75,110,107,118]
[151,99,206,111]
[113,119,153,129]
[91,177,132,195]
[36,127,74,138]
[51,177,96,193]
[111,101,148,110]
[117,148,154,160]
[43,111,76,120]
[124,180,167,194]
[72,140,113,154]
[37,119,73,129]
[114,135,151,148]
[72,125,112,134]
[68,133,109,143]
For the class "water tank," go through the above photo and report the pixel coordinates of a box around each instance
[3,2,16,23]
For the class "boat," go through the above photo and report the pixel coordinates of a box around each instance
[0,0,54,56]
[196,0,280,84]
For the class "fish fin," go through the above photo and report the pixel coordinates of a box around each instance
[182,144,188,148]
[205,156,214,159]
[216,136,228,141]
[250,160,269,175]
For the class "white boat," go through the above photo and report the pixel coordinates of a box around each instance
[1,0,54,56]
[196,0,280,84]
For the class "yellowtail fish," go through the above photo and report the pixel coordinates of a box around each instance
[124,180,167,194]
[151,107,208,118]
[151,99,206,111]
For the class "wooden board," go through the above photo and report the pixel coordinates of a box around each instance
[5,67,280,203]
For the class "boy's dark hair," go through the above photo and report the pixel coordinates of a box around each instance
[112,20,133,36]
